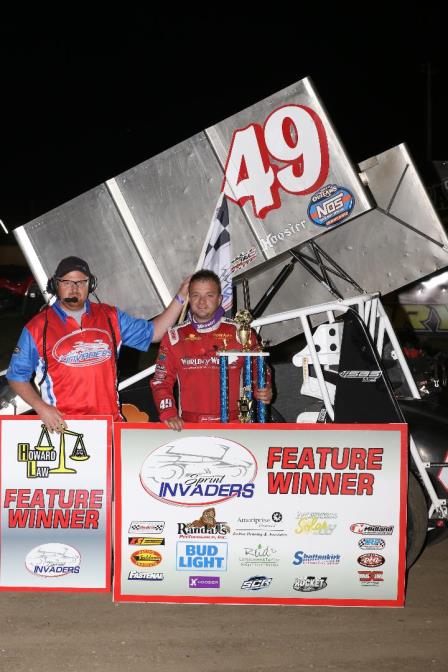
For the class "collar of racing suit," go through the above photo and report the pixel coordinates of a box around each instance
[189,305,225,333]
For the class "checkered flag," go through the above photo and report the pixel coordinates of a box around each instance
[201,193,232,312]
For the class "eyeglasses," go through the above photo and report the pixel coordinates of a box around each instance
[57,278,89,288]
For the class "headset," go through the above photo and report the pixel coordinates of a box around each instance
[46,272,97,296]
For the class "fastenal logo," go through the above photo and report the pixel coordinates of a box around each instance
[128,571,164,581]
[189,576,220,589]
[295,512,337,535]
[177,507,230,537]
[25,543,81,577]
[350,523,394,535]
[128,521,165,534]
[140,436,257,506]
[293,576,328,592]
[17,424,90,479]
[357,553,385,568]
[308,184,354,227]
[52,329,112,367]
[241,576,272,591]
[131,549,162,567]
[358,538,385,551]
[176,542,228,571]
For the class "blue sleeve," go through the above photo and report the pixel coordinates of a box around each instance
[6,328,39,381]
[117,309,154,351]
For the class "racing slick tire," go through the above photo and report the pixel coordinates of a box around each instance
[407,471,428,568]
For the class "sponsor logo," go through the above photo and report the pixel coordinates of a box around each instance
[239,544,279,568]
[295,512,337,535]
[176,542,227,571]
[358,538,385,550]
[189,576,220,589]
[131,549,162,567]
[241,576,272,591]
[128,521,165,534]
[178,507,230,538]
[308,184,354,227]
[293,576,328,592]
[180,356,220,366]
[233,512,286,538]
[52,329,112,367]
[231,247,257,273]
[339,370,381,382]
[25,543,81,577]
[357,553,385,568]
[358,570,384,585]
[259,221,307,253]
[140,436,257,506]
[16,425,90,479]
[184,334,201,341]
[128,537,165,546]
[293,551,341,566]
[128,571,164,581]
[350,523,394,535]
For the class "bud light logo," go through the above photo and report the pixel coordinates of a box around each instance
[140,436,257,506]
[52,329,112,367]
[308,184,354,227]
[25,543,81,577]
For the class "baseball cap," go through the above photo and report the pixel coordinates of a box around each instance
[55,256,91,278]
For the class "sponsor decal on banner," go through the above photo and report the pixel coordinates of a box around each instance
[176,542,228,571]
[177,508,230,538]
[189,576,220,589]
[25,543,81,577]
[241,576,272,591]
[16,424,91,479]
[128,521,165,534]
[239,544,279,568]
[4,488,103,529]
[293,576,328,592]
[358,538,386,551]
[140,436,257,506]
[358,571,384,586]
[128,537,165,546]
[128,571,164,581]
[295,512,337,535]
[233,512,286,538]
[350,523,394,535]
[307,184,354,228]
[293,550,341,566]
[357,553,385,568]
[131,549,162,568]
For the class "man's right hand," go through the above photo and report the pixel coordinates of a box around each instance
[164,415,184,432]
[36,402,67,434]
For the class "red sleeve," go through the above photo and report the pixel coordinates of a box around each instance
[150,334,179,421]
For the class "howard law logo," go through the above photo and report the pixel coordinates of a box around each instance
[25,543,81,577]
[178,508,230,538]
[17,425,90,479]
[140,436,257,506]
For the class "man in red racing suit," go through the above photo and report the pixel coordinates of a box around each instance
[151,270,272,430]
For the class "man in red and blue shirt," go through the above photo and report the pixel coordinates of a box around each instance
[7,256,189,431]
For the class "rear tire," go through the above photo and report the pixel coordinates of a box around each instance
[407,472,428,568]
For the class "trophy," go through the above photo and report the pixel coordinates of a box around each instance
[218,307,269,424]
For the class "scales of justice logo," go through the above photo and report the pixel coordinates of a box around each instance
[17,424,90,479]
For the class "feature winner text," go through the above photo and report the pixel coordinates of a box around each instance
[267,447,383,495]
[3,489,104,528]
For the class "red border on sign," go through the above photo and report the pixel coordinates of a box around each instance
[113,422,408,607]
[0,415,112,593]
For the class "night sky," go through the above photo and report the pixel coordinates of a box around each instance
[1,9,447,233]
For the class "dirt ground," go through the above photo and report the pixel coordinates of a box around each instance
[0,538,447,672]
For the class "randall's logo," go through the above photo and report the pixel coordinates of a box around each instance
[178,508,230,536]
[17,425,90,479]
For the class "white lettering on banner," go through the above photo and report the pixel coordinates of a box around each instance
[223,105,329,219]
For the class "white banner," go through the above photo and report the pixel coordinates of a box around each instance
[0,417,112,591]
[114,423,407,606]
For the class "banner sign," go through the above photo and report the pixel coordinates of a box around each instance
[0,417,112,592]
[114,423,407,606]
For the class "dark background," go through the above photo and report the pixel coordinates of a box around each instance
[0,8,447,234]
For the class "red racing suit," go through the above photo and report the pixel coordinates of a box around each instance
[150,317,269,422]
